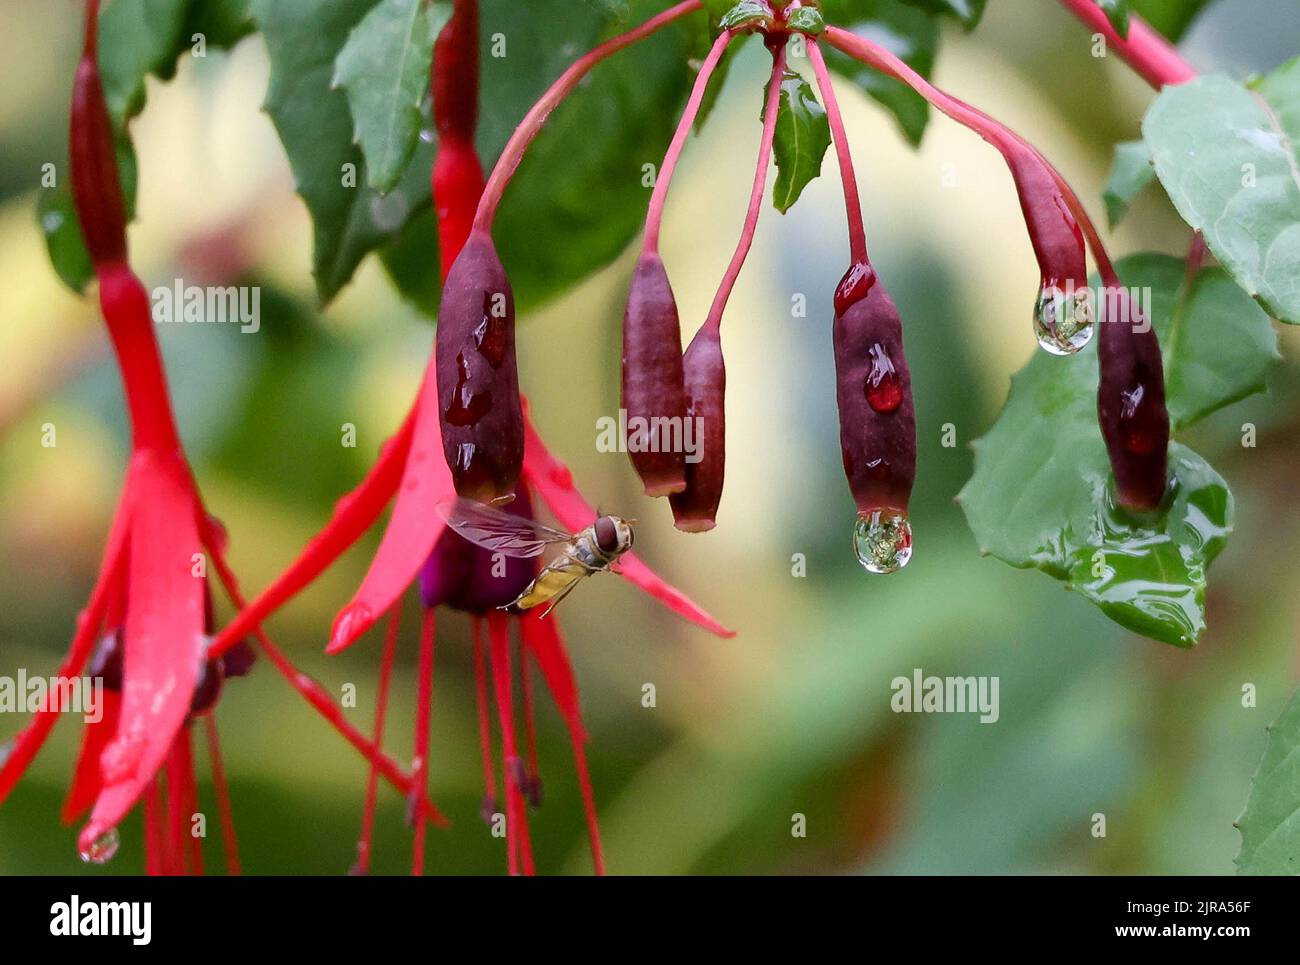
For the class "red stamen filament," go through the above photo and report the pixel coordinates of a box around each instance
[642,29,734,253]
[473,617,497,814]
[410,608,437,876]
[202,714,240,876]
[519,639,540,794]
[488,612,534,876]
[473,0,703,233]
[353,605,400,875]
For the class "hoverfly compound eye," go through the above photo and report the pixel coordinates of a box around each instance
[594,516,620,555]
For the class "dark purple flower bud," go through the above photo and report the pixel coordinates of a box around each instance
[669,328,725,532]
[189,659,223,716]
[833,265,916,574]
[420,482,538,612]
[622,251,688,497]
[1097,287,1169,510]
[435,230,523,503]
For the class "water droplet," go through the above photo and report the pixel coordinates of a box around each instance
[1118,383,1160,454]
[445,352,492,426]
[833,261,877,316]
[474,291,509,367]
[853,510,912,574]
[864,343,902,413]
[864,457,892,482]
[1033,284,1094,355]
[79,827,120,864]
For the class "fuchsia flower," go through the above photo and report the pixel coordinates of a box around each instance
[0,0,438,874]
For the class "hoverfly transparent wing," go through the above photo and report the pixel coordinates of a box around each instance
[437,497,572,559]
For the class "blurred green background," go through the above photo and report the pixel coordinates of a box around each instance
[1,0,1298,875]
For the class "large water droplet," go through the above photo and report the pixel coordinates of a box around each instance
[79,827,120,865]
[833,261,877,316]
[853,510,912,574]
[864,343,902,413]
[1034,284,1094,355]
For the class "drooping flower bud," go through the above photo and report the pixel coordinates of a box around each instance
[833,266,916,574]
[621,251,688,497]
[669,328,725,531]
[435,230,523,503]
[69,2,127,268]
[419,483,538,612]
[1096,287,1169,510]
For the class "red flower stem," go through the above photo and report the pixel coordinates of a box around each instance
[165,737,188,874]
[204,539,447,826]
[519,640,540,788]
[701,43,786,339]
[642,29,734,253]
[202,714,241,876]
[1056,0,1196,88]
[472,617,498,813]
[432,0,485,277]
[823,26,1121,286]
[410,608,437,876]
[472,0,703,233]
[808,39,868,265]
[353,605,400,875]
[488,612,533,876]
[144,776,164,876]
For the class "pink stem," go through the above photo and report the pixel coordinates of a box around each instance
[823,25,1120,285]
[473,0,703,232]
[701,43,787,338]
[643,29,734,253]
[1057,0,1197,88]
[807,39,867,265]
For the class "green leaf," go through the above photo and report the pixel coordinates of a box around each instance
[253,0,435,302]
[1143,68,1300,323]
[37,190,95,294]
[719,0,773,30]
[821,0,939,146]
[183,0,257,50]
[786,6,826,34]
[1130,0,1212,42]
[1094,0,1131,37]
[1102,140,1156,228]
[768,69,832,213]
[1236,686,1300,875]
[334,0,448,195]
[897,0,987,29]
[958,253,1277,647]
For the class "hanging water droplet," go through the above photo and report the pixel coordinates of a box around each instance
[1033,284,1094,355]
[79,826,120,865]
[853,510,912,574]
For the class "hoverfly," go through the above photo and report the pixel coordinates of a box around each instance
[437,498,635,615]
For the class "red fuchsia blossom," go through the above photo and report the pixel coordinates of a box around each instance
[208,0,731,876]
[0,0,437,874]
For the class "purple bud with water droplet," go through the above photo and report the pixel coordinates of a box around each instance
[1096,286,1169,510]
[435,230,523,503]
[669,327,725,532]
[833,268,916,521]
[622,251,688,497]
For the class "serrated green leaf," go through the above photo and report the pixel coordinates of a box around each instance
[1094,0,1131,37]
[1102,140,1156,228]
[1236,686,1300,875]
[1143,67,1300,323]
[786,7,826,34]
[767,69,831,213]
[183,0,257,51]
[254,0,436,303]
[897,0,987,29]
[334,0,448,195]
[821,0,939,146]
[958,253,1277,647]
